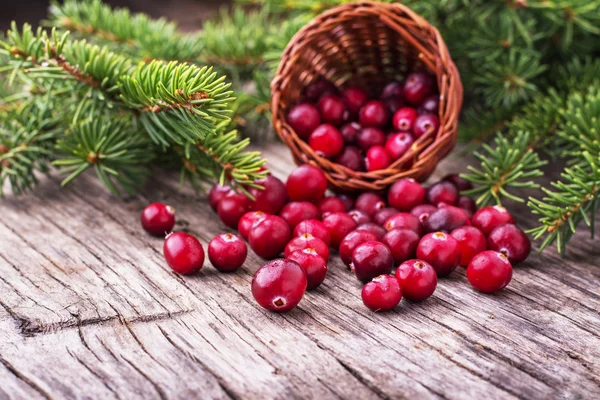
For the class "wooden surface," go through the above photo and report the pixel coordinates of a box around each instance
[0,142,599,400]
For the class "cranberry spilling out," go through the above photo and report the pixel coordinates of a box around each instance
[356,223,387,240]
[279,201,320,229]
[423,205,469,233]
[287,249,327,290]
[458,196,478,217]
[322,212,358,249]
[472,206,515,235]
[238,211,268,240]
[208,233,247,272]
[287,103,321,139]
[382,228,420,266]
[450,226,487,267]
[249,215,291,260]
[218,193,250,229]
[487,224,531,265]
[427,181,459,207]
[318,196,347,217]
[163,232,205,275]
[339,230,378,266]
[286,164,328,203]
[395,259,438,302]
[374,207,399,226]
[209,184,232,211]
[410,204,437,223]
[348,209,372,226]
[351,241,394,283]
[355,192,386,217]
[361,275,402,312]
[141,202,175,236]
[384,212,422,235]
[284,234,330,261]
[252,259,307,312]
[467,251,512,293]
[416,232,461,277]
[388,179,426,211]
[248,175,287,215]
[443,173,473,191]
[293,220,331,247]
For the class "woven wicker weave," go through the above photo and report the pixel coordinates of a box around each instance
[271,1,463,192]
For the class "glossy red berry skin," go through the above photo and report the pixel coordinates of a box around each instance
[416,232,461,277]
[322,212,358,249]
[361,275,402,311]
[284,234,330,261]
[402,72,435,105]
[342,86,369,114]
[388,179,426,211]
[339,230,378,265]
[395,259,438,302]
[382,228,420,266]
[413,114,440,138]
[287,103,321,139]
[443,174,473,191]
[467,251,512,293]
[458,196,478,217]
[427,181,459,207]
[385,132,414,160]
[238,211,268,240]
[423,205,469,233]
[392,107,418,132]
[352,241,394,283]
[359,100,390,128]
[487,224,531,265]
[334,146,365,171]
[141,203,175,236]
[318,94,347,126]
[374,208,399,226]
[348,209,372,226]
[293,220,331,247]
[384,213,422,235]
[318,196,347,217]
[355,192,386,217]
[279,201,320,230]
[209,184,232,211]
[163,232,205,275]
[337,194,356,212]
[208,233,247,272]
[286,164,328,202]
[472,206,515,235]
[381,81,403,99]
[340,122,361,144]
[366,146,392,171]
[249,175,287,215]
[357,127,386,151]
[410,204,438,223]
[417,95,440,115]
[249,216,291,260]
[252,259,307,312]
[356,223,387,240]
[309,124,344,158]
[304,79,338,102]
[218,193,250,229]
[451,226,487,267]
[287,249,327,290]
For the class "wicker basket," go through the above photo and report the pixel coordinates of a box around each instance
[271,1,463,192]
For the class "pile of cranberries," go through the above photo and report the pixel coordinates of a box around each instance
[286,72,441,172]
[141,163,530,313]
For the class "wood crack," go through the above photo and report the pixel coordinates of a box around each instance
[0,354,53,400]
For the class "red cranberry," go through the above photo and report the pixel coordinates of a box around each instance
[410,204,437,223]
[443,173,473,191]
[359,100,390,128]
[293,219,331,246]
[337,194,355,211]
[416,232,461,277]
[309,124,344,158]
[388,179,426,211]
[361,275,402,311]
[322,212,358,249]
[284,234,330,261]
[340,122,361,144]
[423,205,469,233]
[355,192,386,217]
[374,208,399,226]
[318,94,347,126]
[238,211,267,240]
[141,202,175,236]
[345,211,370,227]
[487,224,531,265]
[413,114,440,138]
[467,251,512,293]
[209,184,232,211]
[218,193,250,229]
[392,107,418,132]
[342,86,369,114]
[287,103,321,139]
[208,233,247,272]
[366,146,392,171]
[472,206,515,235]
[385,132,414,160]
[318,196,346,217]
[384,213,421,235]
[458,196,478,217]
[395,259,438,302]
[286,164,328,202]
[451,226,487,267]
[163,232,205,274]
[249,216,291,259]
[279,201,320,230]
[304,78,338,102]
[252,259,307,312]
[381,81,403,98]
[385,96,405,113]
[357,127,386,151]
[356,223,387,240]
[351,241,394,283]
[417,95,440,115]
[339,230,378,266]
[382,228,420,266]
[427,181,458,206]
[287,249,327,290]
[248,175,287,215]
[402,72,435,105]
[334,146,365,171]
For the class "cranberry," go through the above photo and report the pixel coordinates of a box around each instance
[392,107,418,132]
[334,146,365,171]
[487,224,531,265]
[443,174,473,191]
[467,251,512,293]
[458,196,478,217]
[417,95,440,115]
[208,233,247,272]
[355,192,386,217]
[309,124,344,158]
[451,226,487,267]
[374,208,399,226]
[423,205,469,233]
[381,81,403,98]
[340,122,361,144]
[209,184,232,211]
[416,232,461,277]
[342,86,369,114]
[248,175,287,215]
[218,193,250,229]
[427,181,458,206]
[339,230,378,265]
[366,146,392,171]
[322,212,358,249]
[413,114,440,138]
[410,204,437,223]
[293,219,331,247]
[361,275,402,311]
[357,127,386,151]
[163,232,205,274]
[385,132,414,160]
[402,72,435,105]
[318,94,347,126]
[395,259,437,302]
[284,234,330,261]
[352,241,394,283]
[141,202,175,236]
[384,213,421,235]
[238,211,268,240]
[385,96,406,113]
[344,210,371,229]
[388,178,426,211]
[252,259,307,312]
[304,78,338,102]
[359,100,390,128]
[249,215,291,259]
[286,164,328,202]
[287,103,321,139]
[472,206,515,235]
[279,201,320,230]
[382,228,420,266]
[337,194,355,211]
[287,249,327,290]
[318,196,346,217]
[356,223,387,240]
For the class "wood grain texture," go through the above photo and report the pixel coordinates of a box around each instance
[0,143,599,400]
